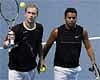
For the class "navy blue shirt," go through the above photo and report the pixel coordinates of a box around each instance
[54,24,83,68]
[8,22,43,72]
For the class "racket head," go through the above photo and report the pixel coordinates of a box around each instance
[0,0,19,27]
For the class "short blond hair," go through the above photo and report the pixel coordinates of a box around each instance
[25,3,39,14]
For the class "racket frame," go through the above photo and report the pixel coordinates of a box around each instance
[0,0,19,28]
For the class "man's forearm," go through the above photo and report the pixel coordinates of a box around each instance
[87,48,96,65]
[43,42,53,59]
[37,44,42,58]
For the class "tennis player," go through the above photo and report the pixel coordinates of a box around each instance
[3,3,43,80]
[42,8,97,80]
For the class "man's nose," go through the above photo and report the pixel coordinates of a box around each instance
[70,18,74,21]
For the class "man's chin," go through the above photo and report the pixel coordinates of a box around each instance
[28,20,34,23]
[68,25,76,30]
[69,24,75,27]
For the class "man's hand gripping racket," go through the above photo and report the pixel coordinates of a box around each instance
[89,64,100,80]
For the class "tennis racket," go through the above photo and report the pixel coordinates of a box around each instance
[0,0,19,49]
[89,64,100,80]
[0,0,19,29]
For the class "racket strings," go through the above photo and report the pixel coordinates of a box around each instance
[0,0,19,26]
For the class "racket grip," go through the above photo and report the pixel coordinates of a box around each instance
[8,30,15,45]
[10,39,14,45]
[89,67,94,72]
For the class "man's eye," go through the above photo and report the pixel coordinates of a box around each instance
[68,17,76,19]
[27,12,36,15]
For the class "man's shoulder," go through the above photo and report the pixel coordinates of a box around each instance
[76,24,84,31]
[13,22,23,28]
[36,23,43,30]
[36,23,43,27]
[76,24,83,28]
[56,24,65,31]
[58,24,65,27]
[12,22,23,32]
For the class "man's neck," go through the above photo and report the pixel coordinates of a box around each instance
[23,21,36,31]
[65,24,76,30]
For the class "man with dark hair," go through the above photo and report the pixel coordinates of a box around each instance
[3,3,43,80]
[42,8,97,80]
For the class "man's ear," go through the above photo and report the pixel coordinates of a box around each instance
[24,13,26,17]
[64,17,66,23]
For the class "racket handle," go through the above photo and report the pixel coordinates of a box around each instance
[8,30,15,45]
[10,39,14,45]
[89,64,100,79]
[89,67,94,72]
